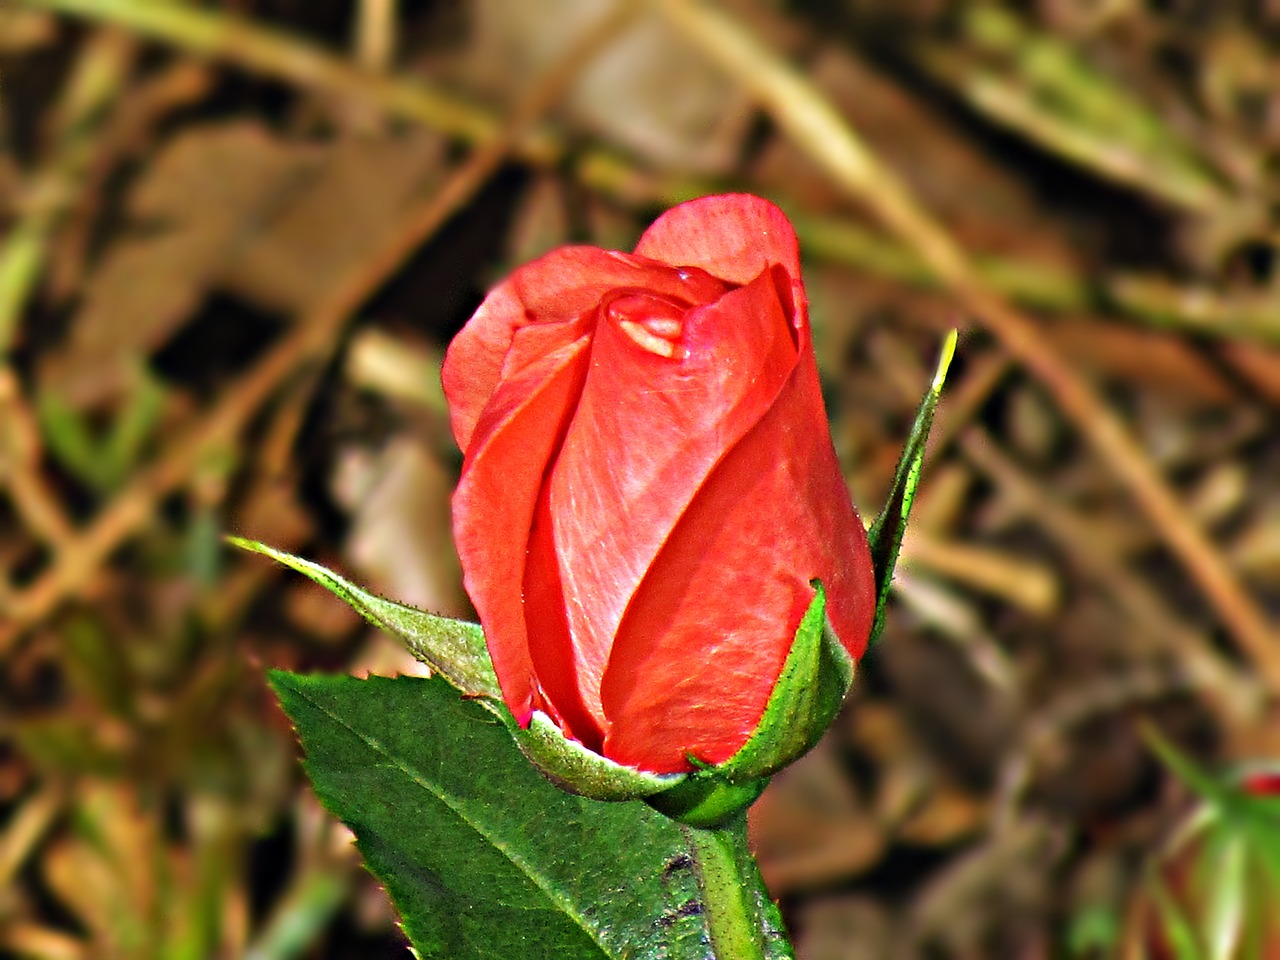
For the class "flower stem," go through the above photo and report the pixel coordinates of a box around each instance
[683,813,790,960]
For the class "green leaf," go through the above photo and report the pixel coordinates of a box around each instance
[1205,834,1247,960]
[865,330,956,646]
[1142,728,1280,959]
[271,671,780,960]
[1238,801,1280,888]
[103,366,166,481]
[36,367,165,491]
[37,385,111,489]
[1142,723,1239,813]
[230,538,499,699]
[1151,877,1210,960]
[1064,903,1121,958]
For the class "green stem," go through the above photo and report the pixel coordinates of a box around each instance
[683,814,788,960]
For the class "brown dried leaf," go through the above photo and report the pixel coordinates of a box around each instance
[795,895,894,960]
[461,0,753,173]
[222,128,444,314]
[46,123,445,409]
[751,740,887,894]
[43,122,310,407]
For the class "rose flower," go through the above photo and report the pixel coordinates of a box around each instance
[443,194,875,775]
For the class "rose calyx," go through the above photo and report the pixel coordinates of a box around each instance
[508,583,856,826]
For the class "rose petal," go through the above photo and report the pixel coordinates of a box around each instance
[442,247,726,451]
[600,346,875,773]
[634,194,803,300]
[501,312,595,383]
[452,332,593,725]
[540,268,798,733]
[521,482,604,750]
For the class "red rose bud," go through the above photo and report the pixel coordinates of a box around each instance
[443,194,875,779]
[1243,770,1280,797]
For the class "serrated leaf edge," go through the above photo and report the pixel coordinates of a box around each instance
[269,671,616,959]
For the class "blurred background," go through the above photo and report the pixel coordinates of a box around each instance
[1,1,1278,957]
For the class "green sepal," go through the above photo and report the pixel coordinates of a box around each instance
[508,710,682,802]
[226,537,501,700]
[865,330,956,646]
[646,583,854,828]
[717,582,853,781]
[231,542,854,815]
